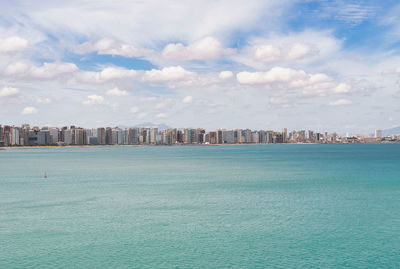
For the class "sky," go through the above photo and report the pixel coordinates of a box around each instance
[1,0,400,134]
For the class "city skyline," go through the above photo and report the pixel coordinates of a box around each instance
[1,1,400,132]
[1,123,396,147]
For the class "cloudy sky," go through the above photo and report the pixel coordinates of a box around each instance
[1,0,400,133]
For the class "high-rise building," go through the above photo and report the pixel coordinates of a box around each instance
[11,127,20,145]
[209,131,217,144]
[266,131,274,143]
[74,128,85,145]
[150,127,158,144]
[97,128,106,145]
[49,128,59,144]
[122,129,129,145]
[105,127,112,144]
[375,129,383,138]
[223,130,234,144]
[28,130,50,145]
[64,129,72,145]
[128,128,139,144]
[282,128,287,143]
[251,131,259,143]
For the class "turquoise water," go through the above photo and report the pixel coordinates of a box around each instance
[1,144,400,268]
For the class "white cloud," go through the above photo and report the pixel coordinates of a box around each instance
[219,71,233,79]
[137,112,146,119]
[0,36,28,53]
[156,113,167,118]
[2,62,30,76]
[236,30,341,68]
[155,102,166,109]
[37,98,52,104]
[333,83,352,93]
[287,43,316,60]
[29,62,78,79]
[21,106,38,115]
[253,45,281,62]
[2,62,78,80]
[161,36,232,61]
[237,67,307,85]
[309,73,332,84]
[106,87,129,96]
[142,66,197,82]
[129,106,139,113]
[237,67,351,97]
[77,67,137,84]
[75,38,152,57]
[0,87,19,98]
[11,0,289,48]
[328,99,352,106]
[82,95,105,105]
[182,96,193,104]
[139,97,158,102]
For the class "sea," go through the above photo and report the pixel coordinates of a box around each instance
[1,144,400,268]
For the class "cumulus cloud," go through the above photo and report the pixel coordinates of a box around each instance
[37,98,52,104]
[237,31,340,67]
[3,62,78,80]
[0,36,28,53]
[139,97,158,102]
[106,87,129,96]
[30,62,78,79]
[287,43,316,60]
[161,36,232,61]
[253,45,281,62]
[237,67,352,97]
[77,67,137,84]
[182,96,193,104]
[137,112,146,119]
[0,87,19,98]
[237,67,308,85]
[75,38,152,57]
[21,106,38,115]
[333,83,351,93]
[154,102,165,109]
[328,99,352,106]
[82,95,105,105]
[308,73,332,84]
[156,113,167,118]
[142,66,197,82]
[2,62,30,76]
[219,71,233,79]
[129,106,139,113]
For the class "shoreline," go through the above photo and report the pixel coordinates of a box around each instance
[2,142,399,150]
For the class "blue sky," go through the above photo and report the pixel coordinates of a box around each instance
[0,0,400,134]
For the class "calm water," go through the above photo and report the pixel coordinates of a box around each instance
[1,144,400,268]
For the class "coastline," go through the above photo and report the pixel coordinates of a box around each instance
[2,142,398,150]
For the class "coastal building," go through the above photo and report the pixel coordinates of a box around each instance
[1,123,395,146]
[64,129,72,145]
[122,129,129,145]
[223,130,234,144]
[105,127,112,145]
[11,127,20,146]
[209,131,217,144]
[375,129,383,138]
[128,128,139,144]
[49,128,59,144]
[282,128,287,143]
[28,130,50,145]
[97,128,106,145]
[74,129,85,145]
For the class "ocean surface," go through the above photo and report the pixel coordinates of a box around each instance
[1,144,400,268]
